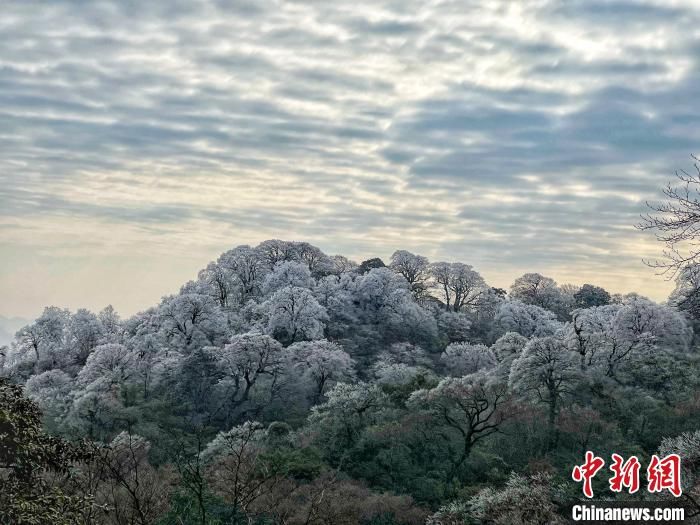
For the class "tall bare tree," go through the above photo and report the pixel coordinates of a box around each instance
[638,155,700,275]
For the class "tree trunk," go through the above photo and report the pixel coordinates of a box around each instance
[547,396,557,452]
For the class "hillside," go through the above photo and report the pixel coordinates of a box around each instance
[2,239,699,524]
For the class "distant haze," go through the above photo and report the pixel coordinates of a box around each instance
[0,316,31,346]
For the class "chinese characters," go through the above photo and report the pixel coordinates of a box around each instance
[572,452,682,498]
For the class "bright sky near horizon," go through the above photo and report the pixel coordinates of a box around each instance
[2,0,699,318]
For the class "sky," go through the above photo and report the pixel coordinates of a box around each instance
[1,0,700,319]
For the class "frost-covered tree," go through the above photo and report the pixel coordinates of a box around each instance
[313,273,357,338]
[567,306,609,371]
[262,261,313,296]
[566,297,691,378]
[256,239,299,269]
[219,245,267,302]
[352,267,437,347]
[288,340,355,403]
[198,261,235,308]
[436,310,472,344]
[0,345,7,375]
[409,373,509,481]
[371,342,435,387]
[429,262,488,312]
[128,333,171,400]
[625,344,695,403]
[669,263,700,322]
[490,331,528,380]
[24,369,74,422]
[353,267,409,317]
[77,343,135,387]
[509,336,580,448]
[375,342,433,368]
[66,308,103,367]
[167,346,220,424]
[99,305,123,343]
[615,295,691,351]
[210,332,287,424]
[158,293,225,352]
[428,472,565,525]
[66,378,124,440]
[14,306,70,372]
[441,342,496,376]
[469,287,506,340]
[202,421,273,515]
[118,307,177,400]
[295,241,334,277]
[509,273,564,313]
[389,250,430,298]
[492,300,561,339]
[328,254,358,275]
[658,430,700,510]
[309,382,390,455]
[373,362,437,388]
[263,286,327,343]
[491,332,528,365]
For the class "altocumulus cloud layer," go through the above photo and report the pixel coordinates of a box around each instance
[1,0,699,317]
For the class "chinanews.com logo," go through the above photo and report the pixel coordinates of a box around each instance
[570,451,685,522]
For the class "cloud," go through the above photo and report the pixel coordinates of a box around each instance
[1,0,699,316]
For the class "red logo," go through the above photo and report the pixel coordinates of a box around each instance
[609,454,641,494]
[572,452,681,498]
[572,451,606,498]
[647,454,682,497]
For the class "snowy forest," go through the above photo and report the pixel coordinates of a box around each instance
[4,221,700,524]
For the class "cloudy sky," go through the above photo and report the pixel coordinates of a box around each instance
[2,0,699,318]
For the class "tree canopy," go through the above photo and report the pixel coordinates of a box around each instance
[2,238,698,523]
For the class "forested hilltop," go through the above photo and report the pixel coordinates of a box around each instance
[3,239,700,524]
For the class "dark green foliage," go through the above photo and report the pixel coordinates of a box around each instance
[0,378,96,525]
[574,284,611,308]
[156,492,254,525]
[358,258,386,274]
[260,446,325,481]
